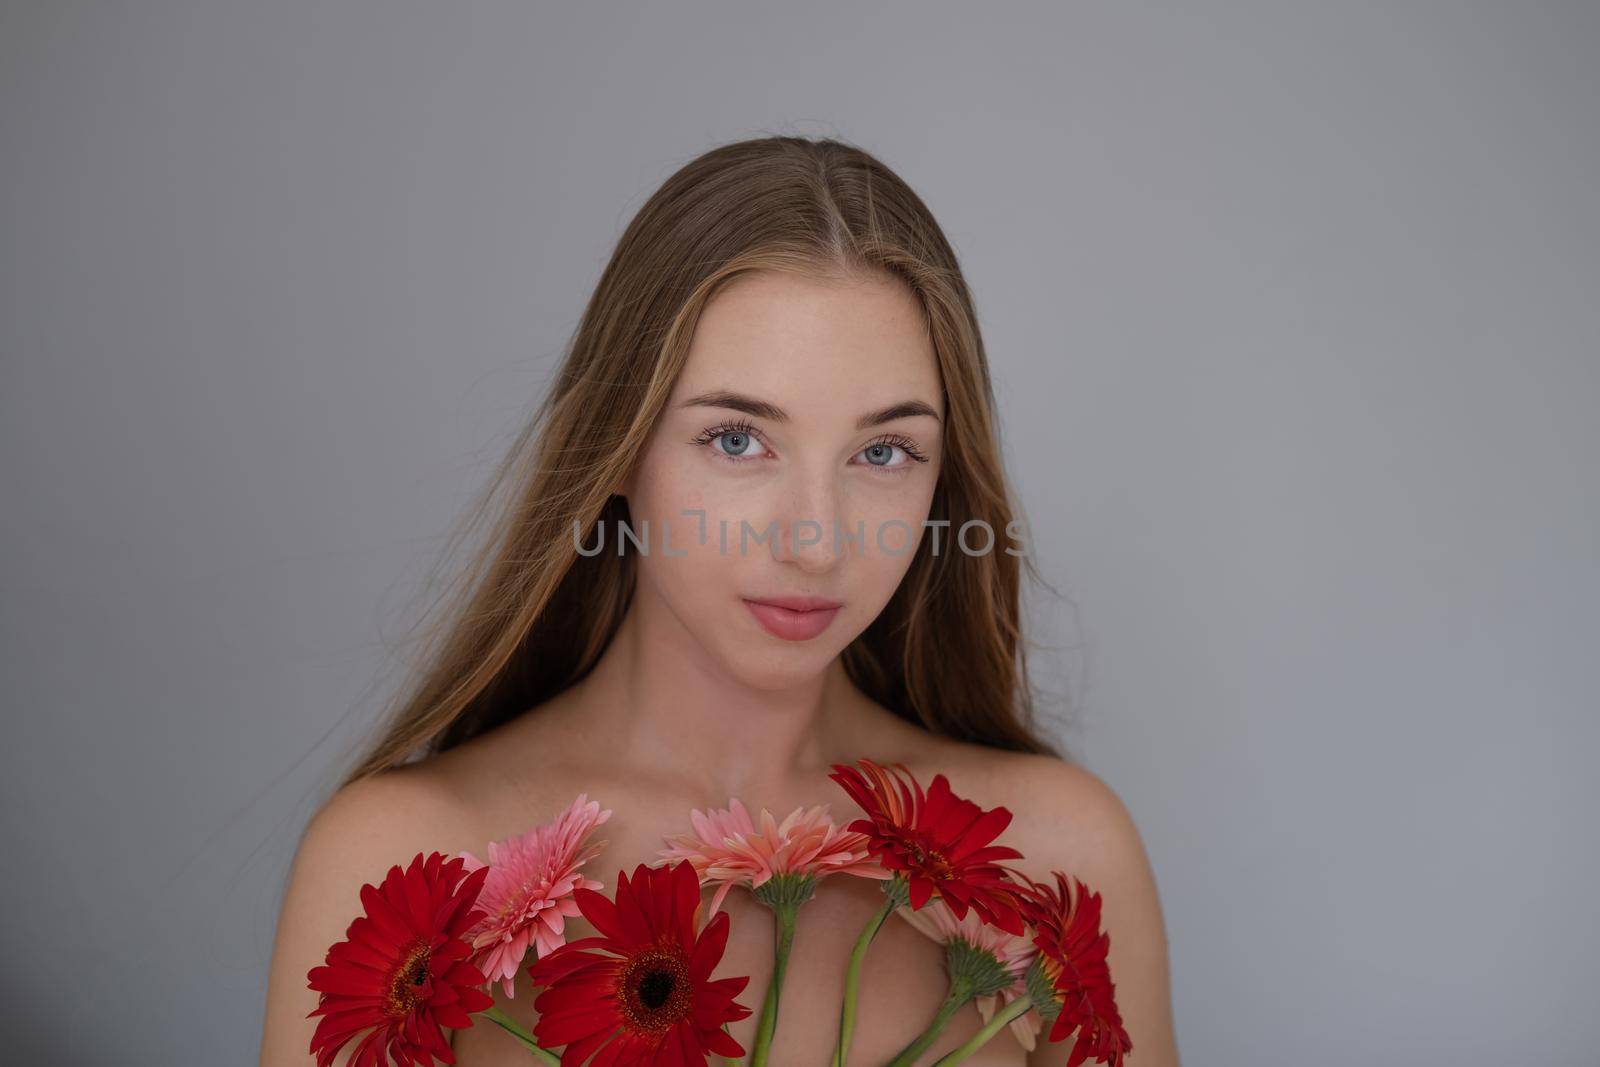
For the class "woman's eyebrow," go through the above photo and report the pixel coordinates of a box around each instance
[680,390,941,429]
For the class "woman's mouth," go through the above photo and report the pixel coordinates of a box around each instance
[741,596,843,641]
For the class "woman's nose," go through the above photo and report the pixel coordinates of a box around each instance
[770,474,849,571]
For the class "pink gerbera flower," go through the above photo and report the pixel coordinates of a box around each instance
[456,794,612,998]
[657,797,890,915]
[897,895,1044,1052]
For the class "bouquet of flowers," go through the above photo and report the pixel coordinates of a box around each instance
[305,758,1133,1067]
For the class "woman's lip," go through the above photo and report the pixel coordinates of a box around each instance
[744,595,843,612]
[742,598,842,641]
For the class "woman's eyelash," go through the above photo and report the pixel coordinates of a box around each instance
[864,433,930,465]
[689,418,765,449]
[689,420,929,469]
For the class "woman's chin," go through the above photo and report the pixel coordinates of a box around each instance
[718,646,840,692]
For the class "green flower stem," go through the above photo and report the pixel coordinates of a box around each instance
[749,900,799,1067]
[928,995,1034,1066]
[831,875,908,1067]
[883,976,975,1067]
[481,1004,560,1065]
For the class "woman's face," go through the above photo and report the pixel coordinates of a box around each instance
[621,268,945,691]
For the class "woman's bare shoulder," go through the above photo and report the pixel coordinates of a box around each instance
[281,757,491,946]
[911,742,1156,914]
[882,732,1097,824]
[307,758,470,847]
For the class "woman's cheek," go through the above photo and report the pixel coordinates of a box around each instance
[857,481,932,552]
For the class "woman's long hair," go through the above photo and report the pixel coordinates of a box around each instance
[336,134,1070,789]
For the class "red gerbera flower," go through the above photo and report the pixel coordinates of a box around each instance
[828,757,1028,935]
[306,850,495,1067]
[1017,871,1133,1067]
[526,859,753,1065]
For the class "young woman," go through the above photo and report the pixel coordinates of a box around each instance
[259,136,1179,1066]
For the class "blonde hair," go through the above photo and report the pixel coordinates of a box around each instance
[338,134,1067,789]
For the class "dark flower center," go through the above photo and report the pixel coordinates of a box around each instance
[638,969,674,1008]
[619,946,692,1031]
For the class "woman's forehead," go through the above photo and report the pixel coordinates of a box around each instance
[675,272,941,416]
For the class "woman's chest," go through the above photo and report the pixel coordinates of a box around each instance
[445,809,1034,1066]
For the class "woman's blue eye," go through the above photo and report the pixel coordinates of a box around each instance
[858,438,929,470]
[698,425,771,460]
[718,430,755,456]
[862,442,898,467]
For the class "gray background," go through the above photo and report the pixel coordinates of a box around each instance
[2,2,1595,1064]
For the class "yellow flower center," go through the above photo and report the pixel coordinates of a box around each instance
[385,942,432,1017]
[909,841,952,880]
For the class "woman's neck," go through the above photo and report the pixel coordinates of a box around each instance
[553,589,874,801]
